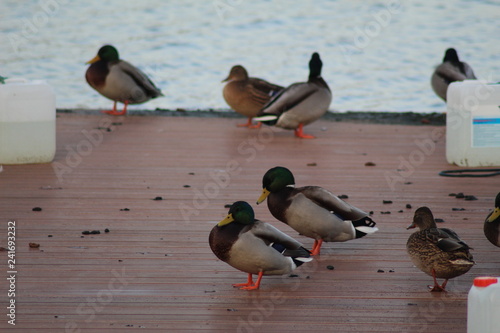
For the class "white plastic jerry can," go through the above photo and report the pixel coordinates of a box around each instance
[467,276,500,333]
[446,81,500,167]
[0,78,56,164]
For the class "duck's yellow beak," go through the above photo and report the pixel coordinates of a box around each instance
[256,188,270,205]
[487,207,500,222]
[217,213,234,227]
[85,55,101,65]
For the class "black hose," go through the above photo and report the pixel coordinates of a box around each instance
[439,169,500,177]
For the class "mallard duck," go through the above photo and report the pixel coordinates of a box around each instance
[484,192,500,247]
[209,201,312,290]
[222,65,283,128]
[85,45,163,115]
[256,167,378,255]
[431,48,476,101]
[254,52,332,138]
[406,207,474,292]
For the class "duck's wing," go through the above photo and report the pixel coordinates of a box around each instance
[259,82,318,116]
[251,220,303,251]
[429,227,472,252]
[297,186,368,220]
[116,60,163,97]
[434,63,467,84]
[462,62,477,79]
[245,78,283,105]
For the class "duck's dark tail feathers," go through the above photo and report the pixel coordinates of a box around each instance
[271,243,312,267]
[352,217,379,239]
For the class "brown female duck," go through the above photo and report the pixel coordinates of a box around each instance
[407,207,474,292]
[222,65,283,128]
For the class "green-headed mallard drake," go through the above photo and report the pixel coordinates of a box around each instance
[484,192,500,247]
[431,48,476,101]
[254,52,332,138]
[209,201,312,290]
[406,207,474,292]
[222,65,283,128]
[85,45,163,115]
[256,167,378,256]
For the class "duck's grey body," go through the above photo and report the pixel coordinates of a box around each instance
[210,220,306,275]
[86,59,162,104]
[260,79,332,129]
[269,186,369,242]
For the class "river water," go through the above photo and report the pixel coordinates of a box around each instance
[1,0,499,112]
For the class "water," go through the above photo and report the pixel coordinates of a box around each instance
[1,0,499,113]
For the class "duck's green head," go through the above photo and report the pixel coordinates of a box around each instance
[486,192,500,223]
[257,166,295,204]
[86,45,120,64]
[218,201,255,227]
[407,206,436,230]
[309,52,323,78]
[443,48,459,64]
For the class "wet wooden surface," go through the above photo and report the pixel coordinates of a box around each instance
[0,113,499,332]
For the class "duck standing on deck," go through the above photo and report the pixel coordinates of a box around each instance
[254,52,332,138]
[256,167,378,255]
[85,45,163,115]
[209,201,312,290]
[431,48,476,101]
[222,65,283,128]
[406,207,474,292]
[484,192,500,248]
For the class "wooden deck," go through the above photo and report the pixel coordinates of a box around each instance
[1,112,499,332]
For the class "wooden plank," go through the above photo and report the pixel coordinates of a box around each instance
[0,112,497,332]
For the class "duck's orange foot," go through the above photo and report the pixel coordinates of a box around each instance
[102,109,126,116]
[248,122,262,129]
[233,272,263,290]
[310,239,323,256]
[240,284,260,291]
[101,101,128,116]
[294,124,315,139]
[237,117,260,128]
[429,272,447,292]
[428,284,446,292]
[233,273,254,288]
